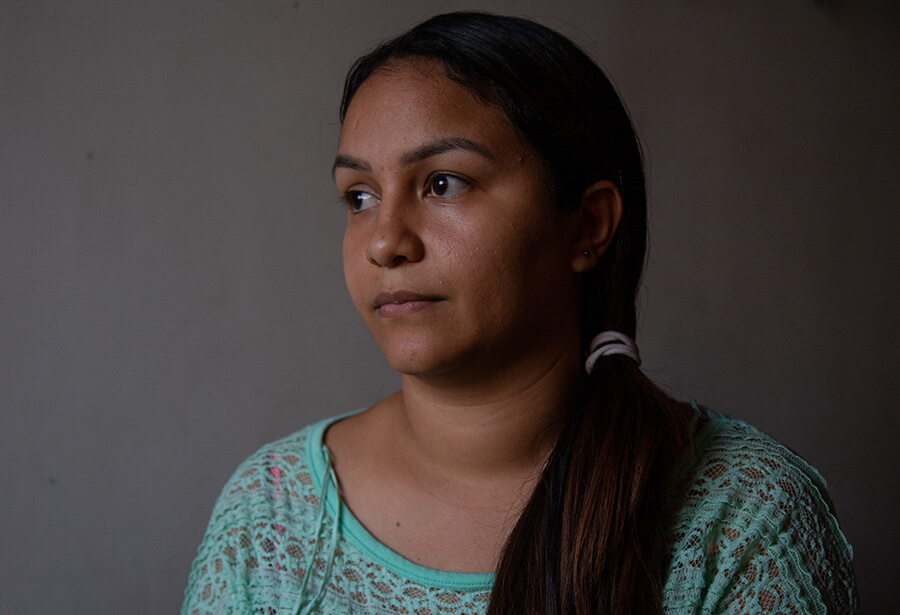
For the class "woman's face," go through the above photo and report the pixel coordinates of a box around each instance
[335,62,583,381]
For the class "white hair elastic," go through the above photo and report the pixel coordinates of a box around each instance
[585,331,641,373]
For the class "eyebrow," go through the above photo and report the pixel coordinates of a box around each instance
[332,154,371,176]
[400,137,495,166]
[332,137,495,177]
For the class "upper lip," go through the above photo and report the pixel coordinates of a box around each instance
[373,291,441,309]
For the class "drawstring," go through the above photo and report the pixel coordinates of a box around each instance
[294,446,341,615]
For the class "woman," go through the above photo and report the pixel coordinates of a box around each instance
[183,12,858,615]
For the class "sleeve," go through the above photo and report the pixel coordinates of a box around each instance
[711,467,859,615]
[666,419,859,615]
[181,435,316,615]
[181,463,259,615]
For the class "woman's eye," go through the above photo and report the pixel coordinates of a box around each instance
[344,190,378,212]
[426,174,469,198]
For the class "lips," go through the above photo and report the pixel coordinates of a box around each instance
[373,291,442,317]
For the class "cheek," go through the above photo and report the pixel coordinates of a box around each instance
[489,226,574,311]
[342,227,368,308]
[425,218,495,295]
[439,224,541,305]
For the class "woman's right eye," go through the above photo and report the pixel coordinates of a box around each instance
[344,190,379,212]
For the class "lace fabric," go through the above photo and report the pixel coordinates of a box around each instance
[182,409,858,615]
[662,410,858,614]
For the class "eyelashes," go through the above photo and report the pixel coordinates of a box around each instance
[425,173,469,198]
[342,190,378,212]
[339,172,472,214]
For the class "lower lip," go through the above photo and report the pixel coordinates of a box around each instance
[376,300,439,317]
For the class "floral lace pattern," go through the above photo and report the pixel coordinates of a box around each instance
[662,413,858,614]
[183,410,858,614]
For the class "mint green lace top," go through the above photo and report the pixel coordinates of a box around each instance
[182,409,858,614]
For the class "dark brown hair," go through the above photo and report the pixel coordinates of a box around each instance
[340,12,693,615]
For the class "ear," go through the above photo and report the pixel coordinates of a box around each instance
[570,180,623,273]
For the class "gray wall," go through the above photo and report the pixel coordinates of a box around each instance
[1,1,896,612]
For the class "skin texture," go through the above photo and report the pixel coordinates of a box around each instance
[327,61,622,572]
[337,66,579,384]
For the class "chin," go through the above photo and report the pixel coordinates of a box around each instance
[376,336,470,378]
[382,348,448,377]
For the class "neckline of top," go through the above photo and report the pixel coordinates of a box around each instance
[305,411,495,591]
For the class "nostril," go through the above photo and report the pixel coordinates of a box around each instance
[364,207,425,267]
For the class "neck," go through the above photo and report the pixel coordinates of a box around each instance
[388,345,583,483]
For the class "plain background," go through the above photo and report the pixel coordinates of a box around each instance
[1,0,897,612]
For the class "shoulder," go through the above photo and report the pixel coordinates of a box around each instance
[663,408,859,615]
[182,416,337,615]
[209,422,320,516]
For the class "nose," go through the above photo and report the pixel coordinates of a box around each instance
[365,196,425,267]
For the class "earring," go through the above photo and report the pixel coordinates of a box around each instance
[583,250,591,257]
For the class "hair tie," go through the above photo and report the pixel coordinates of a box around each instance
[585,331,641,373]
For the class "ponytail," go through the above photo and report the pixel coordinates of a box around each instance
[339,12,696,613]
[488,359,692,615]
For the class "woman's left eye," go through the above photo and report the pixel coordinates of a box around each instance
[425,174,469,198]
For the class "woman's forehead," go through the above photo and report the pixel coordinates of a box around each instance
[338,64,522,162]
